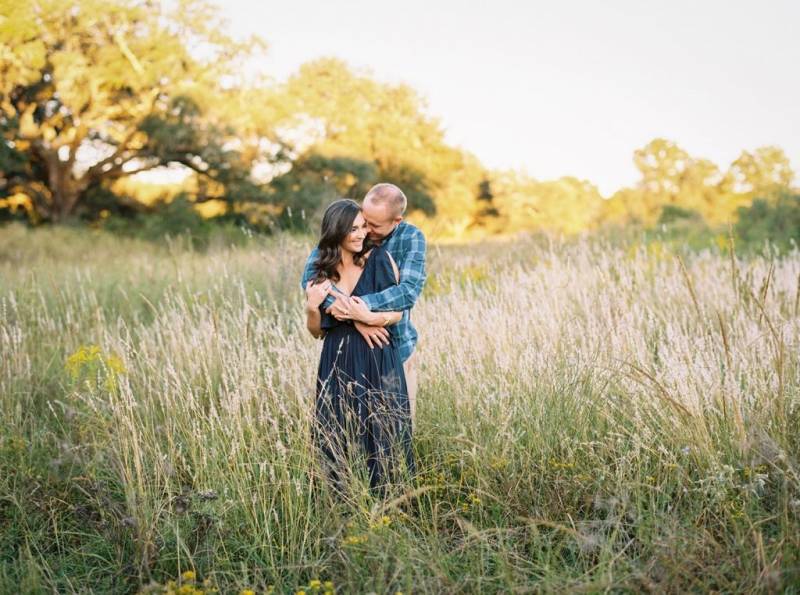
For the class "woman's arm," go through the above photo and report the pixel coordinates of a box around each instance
[305,279,332,338]
[306,304,324,338]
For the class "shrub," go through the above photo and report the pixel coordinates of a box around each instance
[735,192,800,253]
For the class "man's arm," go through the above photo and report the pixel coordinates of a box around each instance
[358,230,427,312]
[300,247,335,310]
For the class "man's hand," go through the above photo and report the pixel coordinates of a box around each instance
[354,321,391,348]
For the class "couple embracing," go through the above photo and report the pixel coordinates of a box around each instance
[301,183,427,499]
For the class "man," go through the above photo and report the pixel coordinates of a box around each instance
[300,183,427,428]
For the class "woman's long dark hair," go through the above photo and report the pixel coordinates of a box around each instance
[311,198,373,283]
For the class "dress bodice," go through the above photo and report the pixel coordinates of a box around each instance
[319,244,396,332]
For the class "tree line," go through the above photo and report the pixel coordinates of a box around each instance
[1,0,797,244]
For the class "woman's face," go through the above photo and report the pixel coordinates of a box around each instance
[341,211,368,254]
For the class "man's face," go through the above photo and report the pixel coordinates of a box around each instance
[362,199,402,242]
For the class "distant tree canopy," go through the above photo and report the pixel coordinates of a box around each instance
[734,191,800,253]
[0,0,282,222]
[599,139,796,230]
[0,0,487,228]
[269,58,486,232]
[0,0,797,239]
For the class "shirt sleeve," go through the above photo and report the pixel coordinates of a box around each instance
[301,247,336,310]
[359,230,427,312]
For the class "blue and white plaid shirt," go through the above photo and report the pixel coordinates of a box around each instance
[300,221,427,362]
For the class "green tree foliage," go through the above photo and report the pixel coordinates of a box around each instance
[268,154,379,230]
[602,138,725,225]
[1,2,796,241]
[600,139,796,229]
[476,171,604,235]
[470,178,499,229]
[0,0,276,222]
[729,147,794,203]
[270,59,487,234]
[734,191,800,253]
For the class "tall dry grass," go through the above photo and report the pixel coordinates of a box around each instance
[1,222,798,593]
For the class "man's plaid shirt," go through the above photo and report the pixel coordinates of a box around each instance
[300,221,427,362]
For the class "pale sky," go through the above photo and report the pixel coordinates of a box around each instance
[214,0,799,197]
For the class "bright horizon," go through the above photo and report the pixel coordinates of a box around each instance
[216,0,800,197]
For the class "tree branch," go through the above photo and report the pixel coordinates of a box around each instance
[104,159,163,179]
[83,89,161,183]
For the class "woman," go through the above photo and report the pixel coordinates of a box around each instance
[305,199,416,499]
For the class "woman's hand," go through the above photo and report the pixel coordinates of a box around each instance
[305,279,332,309]
[348,296,373,323]
[327,295,371,322]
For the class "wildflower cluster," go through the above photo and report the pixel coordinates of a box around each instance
[419,469,447,489]
[295,578,335,595]
[2,435,26,454]
[64,343,127,392]
[740,464,769,479]
[342,533,369,546]
[239,587,275,595]
[549,458,576,470]
[137,569,216,595]
[459,492,482,513]
[369,515,393,530]
[488,455,508,471]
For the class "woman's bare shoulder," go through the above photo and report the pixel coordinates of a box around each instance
[384,249,399,282]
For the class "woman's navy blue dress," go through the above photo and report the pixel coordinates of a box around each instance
[312,245,416,496]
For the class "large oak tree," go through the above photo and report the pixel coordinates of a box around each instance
[0,0,278,222]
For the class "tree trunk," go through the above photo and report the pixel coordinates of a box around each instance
[42,148,84,222]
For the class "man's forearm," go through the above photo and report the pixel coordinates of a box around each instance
[359,282,422,312]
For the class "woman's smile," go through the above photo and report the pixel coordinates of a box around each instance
[344,212,368,252]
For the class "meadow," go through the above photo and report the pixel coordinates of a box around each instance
[1,222,798,594]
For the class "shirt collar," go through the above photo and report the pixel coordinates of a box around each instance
[380,221,403,244]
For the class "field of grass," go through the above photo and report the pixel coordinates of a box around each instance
[1,221,799,594]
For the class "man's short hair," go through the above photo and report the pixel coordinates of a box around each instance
[364,183,407,217]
